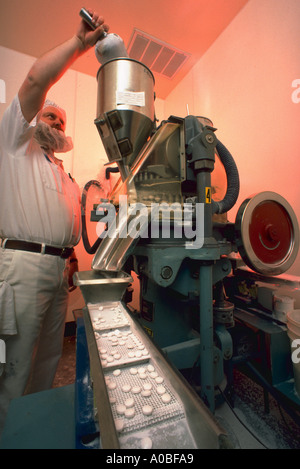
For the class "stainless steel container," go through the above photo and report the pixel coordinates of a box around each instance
[95,58,155,179]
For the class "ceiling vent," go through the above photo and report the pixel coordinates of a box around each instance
[127,29,190,79]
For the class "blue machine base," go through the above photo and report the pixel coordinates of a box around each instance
[75,317,99,449]
[0,384,75,449]
[0,317,100,450]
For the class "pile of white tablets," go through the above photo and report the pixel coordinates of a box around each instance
[90,303,129,331]
[88,302,182,444]
[96,328,150,368]
[106,362,175,437]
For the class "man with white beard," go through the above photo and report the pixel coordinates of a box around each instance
[0,9,109,437]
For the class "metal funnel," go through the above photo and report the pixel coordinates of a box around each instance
[95,58,156,181]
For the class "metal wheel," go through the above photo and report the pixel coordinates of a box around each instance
[235,192,299,275]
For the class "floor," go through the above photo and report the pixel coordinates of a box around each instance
[52,335,77,389]
[215,371,300,449]
[53,332,300,450]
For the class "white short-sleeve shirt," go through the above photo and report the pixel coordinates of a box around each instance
[0,95,81,247]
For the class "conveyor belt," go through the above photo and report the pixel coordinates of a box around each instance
[83,301,234,449]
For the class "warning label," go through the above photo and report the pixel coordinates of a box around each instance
[205,187,211,203]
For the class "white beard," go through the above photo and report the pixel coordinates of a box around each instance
[34,121,73,153]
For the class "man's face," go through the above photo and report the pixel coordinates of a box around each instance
[34,105,73,153]
[40,106,66,133]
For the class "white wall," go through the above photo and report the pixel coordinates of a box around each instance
[164,0,300,278]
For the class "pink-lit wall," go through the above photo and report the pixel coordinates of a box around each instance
[165,0,300,277]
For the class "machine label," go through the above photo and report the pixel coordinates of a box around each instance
[116,90,145,107]
[143,325,153,338]
[205,187,211,203]
[141,298,154,322]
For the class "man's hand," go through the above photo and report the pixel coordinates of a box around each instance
[19,8,109,124]
[76,10,109,51]
[68,257,79,292]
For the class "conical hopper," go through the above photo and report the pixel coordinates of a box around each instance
[95,58,156,181]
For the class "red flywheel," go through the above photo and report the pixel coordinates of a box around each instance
[235,192,299,275]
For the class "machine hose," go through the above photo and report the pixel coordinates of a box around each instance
[81,180,102,254]
[212,139,240,214]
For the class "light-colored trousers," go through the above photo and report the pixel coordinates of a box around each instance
[0,247,69,437]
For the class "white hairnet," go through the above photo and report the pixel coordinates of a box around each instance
[36,99,67,126]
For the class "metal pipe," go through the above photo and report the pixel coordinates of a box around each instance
[197,170,215,413]
[199,262,215,413]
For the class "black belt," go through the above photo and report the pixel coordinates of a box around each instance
[1,239,74,259]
